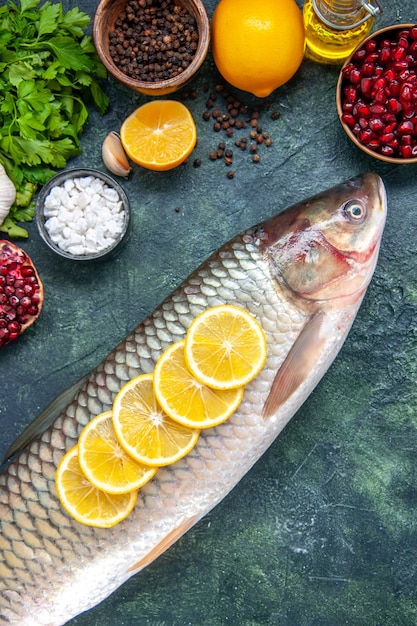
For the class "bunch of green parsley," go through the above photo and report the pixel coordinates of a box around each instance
[0,0,109,237]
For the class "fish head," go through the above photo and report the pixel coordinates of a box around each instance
[259,172,387,307]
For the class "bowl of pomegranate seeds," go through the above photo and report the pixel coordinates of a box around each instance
[337,24,417,163]
[93,0,210,96]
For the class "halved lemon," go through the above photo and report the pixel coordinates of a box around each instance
[55,446,137,528]
[154,340,244,429]
[78,411,158,495]
[119,100,197,171]
[113,373,200,466]
[184,304,267,389]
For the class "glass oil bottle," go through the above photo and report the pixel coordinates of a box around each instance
[303,0,383,64]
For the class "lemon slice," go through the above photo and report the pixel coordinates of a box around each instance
[78,411,158,495]
[113,373,200,466]
[184,304,267,389]
[153,340,244,429]
[55,446,137,528]
[120,100,197,171]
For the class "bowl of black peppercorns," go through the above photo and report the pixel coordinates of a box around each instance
[93,0,210,96]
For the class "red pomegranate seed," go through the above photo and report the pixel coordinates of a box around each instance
[393,60,410,72]
[400,144,413,158]
[384,68,396,82]
[354,48,367,61]
[362,62,375,77]
[393,46,406,61]
[365,39,377,53]
[361,78,373,96]
[400,83,413,102]
[367,139,380,150]
[350,68,361,84]
[341,113,356,128]
[374,77,387,90]
[388,98,402,113]
[359,129,374,144]
[344,85,357,103]
[410,26,417,41]
[381,145,395,156]
[368,117,384,132]
[382,112,397,123]
[410,41,417,55]
[401,134,412,145]
[342,63,355,79]
[370,103,386,114]
[389,80,400,98]
[379,47,391,63]
[374,89,387,104]
[384,122,398,133]
[380,132,395,144]
[398,120,414,133]
[356,103,370,117]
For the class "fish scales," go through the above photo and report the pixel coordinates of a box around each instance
[0,173,387,625]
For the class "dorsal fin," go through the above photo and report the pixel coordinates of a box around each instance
[1,374,89,469]
[262,311,325,419]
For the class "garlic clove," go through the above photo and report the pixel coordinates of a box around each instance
[0,163,17,225]
[102,131,132,178]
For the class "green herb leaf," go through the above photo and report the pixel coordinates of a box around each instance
[0,0,109,238]
[37,3,61,38]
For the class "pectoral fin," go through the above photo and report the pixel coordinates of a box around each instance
[262,311,325,419]
[127,515,198,573]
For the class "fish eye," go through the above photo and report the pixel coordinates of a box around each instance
[344,201,366,222]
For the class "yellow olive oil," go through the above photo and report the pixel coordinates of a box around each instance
[303,0,382,64]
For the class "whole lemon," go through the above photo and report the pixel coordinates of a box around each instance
[212,0,305,98]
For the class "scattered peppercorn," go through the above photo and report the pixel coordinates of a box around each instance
[198,83,281,176]
[193,158,201,167]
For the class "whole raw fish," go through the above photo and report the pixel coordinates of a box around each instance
[0,173,386,625]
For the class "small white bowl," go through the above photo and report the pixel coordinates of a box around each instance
[35,168,131,262]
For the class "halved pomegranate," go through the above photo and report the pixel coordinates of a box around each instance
[0,241,44,347]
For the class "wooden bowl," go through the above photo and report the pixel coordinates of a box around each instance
[336,24,417,164]
[93,0,210,96]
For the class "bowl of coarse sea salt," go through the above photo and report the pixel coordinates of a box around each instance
[35,168,131,262]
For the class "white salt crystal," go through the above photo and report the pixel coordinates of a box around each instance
[43,174,126,256]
